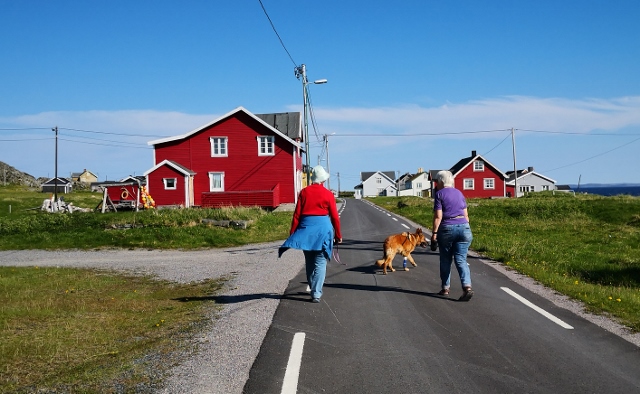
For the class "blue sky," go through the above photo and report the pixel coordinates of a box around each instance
[2,0,639,188]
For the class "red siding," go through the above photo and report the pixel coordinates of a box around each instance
[107,185,141,204]
[147,165,187,207]
[201,183,280,208]
[152,112,297,207]
[455,164,505,199]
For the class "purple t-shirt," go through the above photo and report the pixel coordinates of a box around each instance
[434,187,468,226]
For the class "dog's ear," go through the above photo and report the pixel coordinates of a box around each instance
[416,228,422,234]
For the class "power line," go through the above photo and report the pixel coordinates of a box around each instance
[541,135,640,173]
[332,129,511,137]
[60,127,166,138]
[58,138,152,149]
[257,0,297,66]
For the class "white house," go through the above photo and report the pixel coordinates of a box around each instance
[397,169,429,197]
[354,171,397,199]
[505,167,556,198]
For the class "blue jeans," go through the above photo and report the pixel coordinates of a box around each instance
[437,223,473,289]
[303,250,327,299]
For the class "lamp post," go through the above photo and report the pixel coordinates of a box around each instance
[323,133,335,191]
[295,64,327,185]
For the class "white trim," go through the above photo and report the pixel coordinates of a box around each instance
[210,136,228,157]
[147,106,300,149]
[163,178,177,190]
[257,135,275,156]
[483,178,495,190]
[463,178,475,190]
[208,172,225,192]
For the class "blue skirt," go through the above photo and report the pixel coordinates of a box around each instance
[278,215,334,261]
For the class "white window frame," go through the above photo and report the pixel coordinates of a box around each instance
[163,178,177,190]
[257,136,275,156]
[376,177,382,184]
[463,178,475,190]
[209,172,225,192]
[484,178,495,190]
[473,160,485,171]
[210,137,228,157]
[542,185,550,191]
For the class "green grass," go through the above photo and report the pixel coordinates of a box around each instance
[0,185,292,250]
[1,266,227,393]
[369,193,640,332]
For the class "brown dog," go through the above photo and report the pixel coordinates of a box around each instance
[375,228,428,274]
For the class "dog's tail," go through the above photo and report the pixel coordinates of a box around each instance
[375,259,385,266]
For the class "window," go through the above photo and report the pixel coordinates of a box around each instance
[463,179,474,190]
[542,185,550,191]
[210,137,228,157]
[484,178,495,189]
[474,160,485,171]
[416,182,422,188]
[257,136,275,156]
[163,178,177,190]
[209,172,224,191]
[376,177,382,184]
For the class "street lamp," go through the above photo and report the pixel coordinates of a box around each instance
[295,64,327,185]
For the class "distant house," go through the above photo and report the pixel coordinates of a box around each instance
[70,169,98,184]
[354,171,397,199]
[396,172,413,193]
[41,177,73,194]
[505,167,556,197]
[397,168,429,197]
[145,107,303,208]
[448,150,507,199]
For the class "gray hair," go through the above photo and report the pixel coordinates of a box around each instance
[436,170,455,187]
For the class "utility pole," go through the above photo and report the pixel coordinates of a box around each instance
[53,126,58,201]
[323,134,332,191]
[337,172,340,196]
[295,64,327,186]
[511,127,517,198]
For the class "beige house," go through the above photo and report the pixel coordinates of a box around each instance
[71,169,98,184]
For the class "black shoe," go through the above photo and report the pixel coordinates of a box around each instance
[311,298,320,303]
[459,287,474,301]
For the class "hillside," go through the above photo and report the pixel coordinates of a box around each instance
[0,161,43,187]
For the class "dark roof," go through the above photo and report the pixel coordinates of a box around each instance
[42,177,72,185]
[361,171,396,182]
[449,151,506,178]
[556,184,572,191]
[255,112,301,140]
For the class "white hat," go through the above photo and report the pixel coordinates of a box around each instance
[311,165,329,183]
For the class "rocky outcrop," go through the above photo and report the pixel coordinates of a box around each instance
[0,161,40,187]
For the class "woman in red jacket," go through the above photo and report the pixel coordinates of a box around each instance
[279,165,343,303]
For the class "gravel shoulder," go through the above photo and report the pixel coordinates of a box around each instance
[0,243,305,394]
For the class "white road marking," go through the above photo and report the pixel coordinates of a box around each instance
[392,217,398,221]
[281,332,306,394]
[401,223,410,229]
[501,287,574,329]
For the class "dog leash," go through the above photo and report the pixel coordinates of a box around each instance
[332,241,346,265]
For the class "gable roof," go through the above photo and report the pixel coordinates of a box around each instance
[449,150,507,178]
[43,177,72,185]
[505,167,556,184]
[147,106,301,148]
[361,171,396,183]
[143,159,197,177]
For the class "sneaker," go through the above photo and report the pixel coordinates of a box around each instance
[311,298,320,303]
[305,285,311,293]
[459,287,474,301]
[437,288,450,296]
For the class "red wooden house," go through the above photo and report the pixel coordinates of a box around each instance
[144,107,303,208]
[446,150,507,199]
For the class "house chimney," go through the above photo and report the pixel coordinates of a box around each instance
[528,166,534,172]
[471,150,477,157]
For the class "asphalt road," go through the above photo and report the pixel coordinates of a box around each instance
[244,198,640,394]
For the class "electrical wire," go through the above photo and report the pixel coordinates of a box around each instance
[257,0,297,67]
[541,135,640,173]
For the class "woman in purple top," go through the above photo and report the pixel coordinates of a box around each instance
[431,170,474,301]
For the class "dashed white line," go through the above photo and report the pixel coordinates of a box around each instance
[281,332,306,394]
[501,287,574,329]
[392,217,398,221]
[401,223,410,229]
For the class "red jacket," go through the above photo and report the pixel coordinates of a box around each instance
[290,183,342,239]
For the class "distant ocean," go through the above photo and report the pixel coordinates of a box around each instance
[570,186,640,197]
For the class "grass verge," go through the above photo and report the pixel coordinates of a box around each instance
[1,266,227,393]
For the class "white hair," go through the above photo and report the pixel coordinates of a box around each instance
[436,170,455,187]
